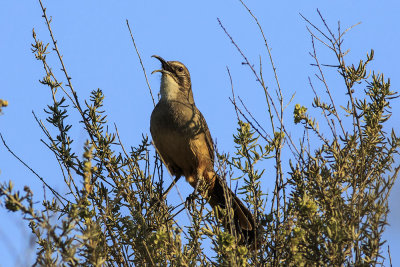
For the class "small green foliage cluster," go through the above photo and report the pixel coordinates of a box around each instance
[294,104,308,124]
[0,99,8,114]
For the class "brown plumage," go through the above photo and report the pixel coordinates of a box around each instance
[150,55,255,244]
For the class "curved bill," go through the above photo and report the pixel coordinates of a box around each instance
[151,55,173,74]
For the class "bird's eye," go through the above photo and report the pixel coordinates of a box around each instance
[178,67,184,72]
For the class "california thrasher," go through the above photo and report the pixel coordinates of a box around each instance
[150,55,255,244]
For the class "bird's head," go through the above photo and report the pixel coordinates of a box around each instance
[152,55,194,103]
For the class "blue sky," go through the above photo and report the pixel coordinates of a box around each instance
[1,1,399,265]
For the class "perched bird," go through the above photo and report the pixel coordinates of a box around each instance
[150,55,255,244]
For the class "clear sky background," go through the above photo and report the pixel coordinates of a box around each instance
[1,1,399,266]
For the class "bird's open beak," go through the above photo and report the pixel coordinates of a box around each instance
[151,55,173,75]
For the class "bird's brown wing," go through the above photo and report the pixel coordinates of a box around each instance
[198,109,215,165]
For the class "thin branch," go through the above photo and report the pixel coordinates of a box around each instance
[239,0,283,104]
[310,36,346,137]
[238,96,269,137]
[228,97,270,142]
[388,245,393,267]
[226,66,240,121]
[126,20,156,107]
[300,11,332,44]
[308,76,337,141]
[0,132,68,204]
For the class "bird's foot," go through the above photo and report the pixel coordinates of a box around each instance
[185,178,203,210]
[185,190,200,209]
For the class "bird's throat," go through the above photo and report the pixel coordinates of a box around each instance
[160,74,181,101]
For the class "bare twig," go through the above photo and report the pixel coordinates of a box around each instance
[126,20,156,107]
[310,36,346,137]
[238,96,269,137]
[308,77,337,141]
[226,66,240,121]
[300,12,332,44]
[228,97,270,142]
[0,132,68,204]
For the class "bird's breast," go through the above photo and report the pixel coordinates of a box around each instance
[151,100,198,131]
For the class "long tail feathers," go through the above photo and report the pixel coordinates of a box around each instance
[208,176,256,245]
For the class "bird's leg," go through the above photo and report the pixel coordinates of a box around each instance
[185,174,203,208]
[162,175,181,199]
